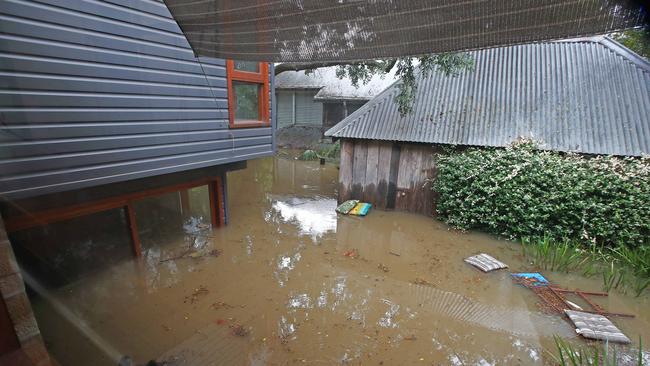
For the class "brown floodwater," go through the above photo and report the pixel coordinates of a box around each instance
[28,155,649,365]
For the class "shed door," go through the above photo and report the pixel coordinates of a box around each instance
[294,91,322,125]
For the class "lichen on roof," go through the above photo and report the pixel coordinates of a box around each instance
[274,66,397,101]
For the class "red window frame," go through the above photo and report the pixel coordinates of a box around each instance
[226,60,270,128]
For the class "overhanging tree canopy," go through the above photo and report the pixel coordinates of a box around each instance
[164,0,647,62]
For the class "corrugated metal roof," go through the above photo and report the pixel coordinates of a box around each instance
[275,67,396,101]
[325,37,650,157]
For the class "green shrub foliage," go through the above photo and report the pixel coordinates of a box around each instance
[433,140,650,247]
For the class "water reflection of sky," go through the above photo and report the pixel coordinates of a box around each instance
[269,196,337,241]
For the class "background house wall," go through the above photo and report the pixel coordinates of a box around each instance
[0,0,274,201]
[276,90,323,128]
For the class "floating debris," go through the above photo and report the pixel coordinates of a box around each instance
[511,272,549,286]
[184,286,209,304]
[343,249,360,259]
[464,253,508,272]
[336,200,359,214]
[404,335,417,341]
[411,278,433,286]
[512,275,634,318]
[160,248,222,263]
[229,324,249,337]
[349,202,372,216]
[189,248,222,259]
[566,300,583,311]
[211,301,234,310]
[191,235,210,250]
[335,200,372,216]
[378,263,390,272]
[565,310,631,344]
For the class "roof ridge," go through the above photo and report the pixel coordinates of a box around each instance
[597,36,650,73]
[324,72,402,137]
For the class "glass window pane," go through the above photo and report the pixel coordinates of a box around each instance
[234,60,259,72]
[233,81,260,121]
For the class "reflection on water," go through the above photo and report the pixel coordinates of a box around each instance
[270,195,337,241]
[27,156,650,366]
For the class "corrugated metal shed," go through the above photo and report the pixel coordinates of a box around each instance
[325,37,650,157]
[275,67,396,101]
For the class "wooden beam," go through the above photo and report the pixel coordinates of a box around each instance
[215,176,226,227]
[208,177,226,228]
[4,177,218,233]
[209,181,218,228]
[6,200,126,233]
[125,203,142,257]
[549,287,608,296]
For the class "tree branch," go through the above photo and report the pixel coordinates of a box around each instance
[274,60,394,75]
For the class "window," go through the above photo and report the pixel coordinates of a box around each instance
[227,60,270,128]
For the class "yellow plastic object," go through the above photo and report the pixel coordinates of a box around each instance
[349,202,372,216]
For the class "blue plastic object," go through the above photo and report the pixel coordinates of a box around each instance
[349,202,372,216]
[511,272,549,286]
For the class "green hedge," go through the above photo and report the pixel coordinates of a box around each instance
[433,141,650,247]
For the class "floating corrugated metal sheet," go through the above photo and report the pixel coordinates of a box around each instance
[325,38,650,157]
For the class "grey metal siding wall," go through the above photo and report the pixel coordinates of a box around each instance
[276,91,294,129]
[275,90,322,128]
[0,0,274,200]
[294,91,322,125]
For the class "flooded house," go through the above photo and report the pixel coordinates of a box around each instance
[0,0,274,363]
[0,0,648,364]
[325,37,650,216]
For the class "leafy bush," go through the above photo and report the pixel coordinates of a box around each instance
[319,141,341,159]
[433,140,650,248]
[298,149,319,161]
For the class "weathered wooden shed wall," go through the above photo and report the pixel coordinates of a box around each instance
[339,139,437,216]
[0,0,274,200]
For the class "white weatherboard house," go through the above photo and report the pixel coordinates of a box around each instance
[275,67,396,131]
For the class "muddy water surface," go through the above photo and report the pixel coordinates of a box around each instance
[32,156,650,365]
